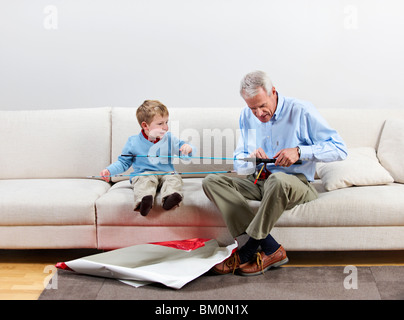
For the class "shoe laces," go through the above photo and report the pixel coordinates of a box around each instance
[255,252,264,274]
[225,253,240,274]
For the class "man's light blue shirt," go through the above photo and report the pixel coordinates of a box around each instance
[234,93,347,181]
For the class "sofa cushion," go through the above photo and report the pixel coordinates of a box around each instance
[377,119,404,183]
[316,147,394,191]
[0,179,110,225]
[276,181,404,227]
[96,176,404,230]
[96,178,225,227]
[0,107,111,179]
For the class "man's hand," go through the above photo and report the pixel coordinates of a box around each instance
[179,144,192,156]
[273,148,300,167]
[100,169,111,182]
[248,148,269,159]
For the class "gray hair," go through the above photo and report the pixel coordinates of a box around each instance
[240,70,273,98]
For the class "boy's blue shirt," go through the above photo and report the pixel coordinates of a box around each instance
[107,131,196,180]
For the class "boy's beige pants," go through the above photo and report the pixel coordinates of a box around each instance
[202,172,318,240]
[131,172,183,209]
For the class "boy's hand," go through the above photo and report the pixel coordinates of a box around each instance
[179,144,192,156]
[100,169,111,182]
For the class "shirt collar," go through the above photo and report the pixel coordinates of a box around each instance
[141,129,160,144]
[272,92,284,121]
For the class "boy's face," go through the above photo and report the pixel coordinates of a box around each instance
[142,114,169,140]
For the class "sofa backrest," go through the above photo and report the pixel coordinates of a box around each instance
[3,106,402,180]
[0,107,111,179]
[317,108,404,149]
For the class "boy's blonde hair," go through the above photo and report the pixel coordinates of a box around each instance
[136,100,169,125]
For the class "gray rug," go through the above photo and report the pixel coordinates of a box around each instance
[39,265,404,300]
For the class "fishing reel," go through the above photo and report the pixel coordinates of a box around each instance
[246,158,303,181]
[254,163,272,180]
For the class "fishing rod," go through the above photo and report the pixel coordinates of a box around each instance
[87,155,302,179]
[87,170,236,179]
[121,154,302,165]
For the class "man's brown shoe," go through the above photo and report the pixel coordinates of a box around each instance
[238,245,289,276]
[212,252,241,274]
[212,251,251,275]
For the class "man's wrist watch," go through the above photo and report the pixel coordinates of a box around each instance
[296,146,301,159]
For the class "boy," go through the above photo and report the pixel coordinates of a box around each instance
[100,100,195,216]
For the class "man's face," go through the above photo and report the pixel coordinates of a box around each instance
[243,87,277,123]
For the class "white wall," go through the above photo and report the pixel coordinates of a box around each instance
[1,0,403,110]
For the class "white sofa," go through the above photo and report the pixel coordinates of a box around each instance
[1,106,404,251]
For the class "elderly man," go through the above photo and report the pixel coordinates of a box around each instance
[202,71,347,276]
